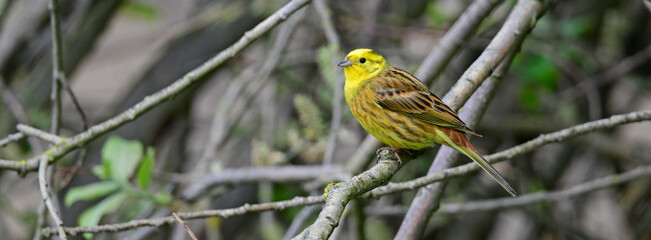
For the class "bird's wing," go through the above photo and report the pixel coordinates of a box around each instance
[370,67,479,136]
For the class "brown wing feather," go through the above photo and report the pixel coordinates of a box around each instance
[371,67,480,136]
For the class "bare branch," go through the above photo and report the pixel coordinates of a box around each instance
[0,0,313,173]
[368,109,651,197]
[0,132,25,148]
[298,150,402,239]
[16,124,63,145]
[440,166,651,213]
[38,156,67,239]
[42,196,323,236]
[179,165,351,200]
[172,212,198,240]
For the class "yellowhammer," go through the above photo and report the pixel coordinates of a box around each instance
[338,48,516,197]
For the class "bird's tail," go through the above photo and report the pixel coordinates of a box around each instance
[435,127,517,197]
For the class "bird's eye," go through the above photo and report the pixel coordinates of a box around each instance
[359,58,366,63]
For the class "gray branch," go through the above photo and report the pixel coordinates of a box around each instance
[0,0,313,174]
[440,165,651,213]
[368,109,651,197]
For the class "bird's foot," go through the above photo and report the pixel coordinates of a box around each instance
[376,146,403,166]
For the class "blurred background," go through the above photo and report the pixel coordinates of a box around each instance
[0,0,650,239]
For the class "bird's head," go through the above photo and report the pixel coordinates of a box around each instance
[338,49,388,84]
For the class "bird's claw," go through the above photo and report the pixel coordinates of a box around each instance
[376,146,403,166]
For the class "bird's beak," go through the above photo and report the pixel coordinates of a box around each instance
[337,58,353,67]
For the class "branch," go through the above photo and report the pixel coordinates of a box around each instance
[439,166,651,213]
[38,156,67,239]
[178,165,352,200]
[0,132,25,148]
[0,0,313,174]
[415,0,505,83]
[172,212,198,240]
[298,150,402,239]
[36,107,651,236]
[16,124,63,145]
[48,0,63,135]
[42,196,323,236]
[368,109,651,197]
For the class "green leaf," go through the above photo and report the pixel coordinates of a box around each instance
[78,193,128,239]
[65,181,118,207]
[92,165,108,180]
[137,147,155,190]
[102,136,144,181]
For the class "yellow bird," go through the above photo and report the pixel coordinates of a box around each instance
[338,48,516,196]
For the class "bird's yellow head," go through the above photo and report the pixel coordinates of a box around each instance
[338,49,388,99]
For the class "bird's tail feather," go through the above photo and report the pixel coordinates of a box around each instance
[435,128,517,197]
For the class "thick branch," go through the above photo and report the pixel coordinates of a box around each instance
[298,150,402,240]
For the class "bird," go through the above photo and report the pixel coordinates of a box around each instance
[338,48,516,197]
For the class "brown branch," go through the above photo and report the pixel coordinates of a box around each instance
[0,0,313,174]
[172,212,198,240]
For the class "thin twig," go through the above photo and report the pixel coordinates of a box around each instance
[172,212,198,240]
[558,44,651,101]
[180,165,351,200]
[368,109,651,197]
[49,0,63,135]
[0,76,44,152]
[440,165,651,213]
[0,0,313,173]
[16,124,63,145]
[42,196,324,236]
[314,0,344,165]
[38,156,67,239]
[283,205,320,240]
[0,132,25,148]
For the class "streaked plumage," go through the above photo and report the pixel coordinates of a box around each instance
[339,48,516,197]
